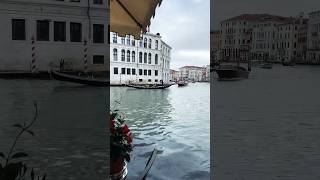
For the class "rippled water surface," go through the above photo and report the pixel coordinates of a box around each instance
[213,64,320,180]
[0,80,107,180]
[111,83,210,180]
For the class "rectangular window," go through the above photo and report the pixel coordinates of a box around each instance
[132,69,136,75]
[148,70,152,76]
[12,19,26,40]
[114,67,118,74]
[139,79,143,82]
[70,22,82,42]
[139,69,143,75]
[155,79,158,82]
[121,68,126,74]
[144,69,147,76]
[127,68,131,75]
[37,20,50,41]
[155,70,158,76]
[93,55,104,64]
[93,24,104,43]
[148,79,152,82]
[54,21,66,41]
[93,0,103,4]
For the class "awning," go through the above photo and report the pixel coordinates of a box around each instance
[110,0,162,39]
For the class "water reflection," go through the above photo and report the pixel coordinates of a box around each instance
[0,80,106,180]
[111,83,210,180]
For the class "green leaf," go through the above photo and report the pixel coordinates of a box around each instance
[13,123,23,128]
[0,152,5,159]
[26,130,35,136]
[11,152,28,159]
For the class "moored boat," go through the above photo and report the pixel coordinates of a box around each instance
[51,70,109,86]
[126,84,171,89]
[215,65,249,81]
[177,81,188,87]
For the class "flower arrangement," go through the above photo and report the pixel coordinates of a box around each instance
[110,110,133,164]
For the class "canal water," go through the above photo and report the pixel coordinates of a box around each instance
[111,83,210,180]
[0,80,107,180]
[213,64,320,180]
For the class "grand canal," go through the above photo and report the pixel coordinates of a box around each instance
[213,64,320,180]
[111,83,210,180]
[0,80,107,180]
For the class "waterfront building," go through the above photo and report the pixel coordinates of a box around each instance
[109,32,172,85]
[169,69,179,82]
[0,0,108,72]
[274,15,308,63]
[220,13,310,63]
[251,15,292,62]
[307,10,320,64]
[179,66,205,82]
[211,30,221,61]
[220,14,257,62]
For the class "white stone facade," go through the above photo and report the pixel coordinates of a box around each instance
[219,14,309,63]
[307,11,320,64]
[178,66,206,82]
[110,32,172,85]
[0,0,108,72]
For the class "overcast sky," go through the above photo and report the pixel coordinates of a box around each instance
[212,0,320,30]
[150,0,210,70]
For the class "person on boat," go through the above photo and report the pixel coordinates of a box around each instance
[59,58,65,72]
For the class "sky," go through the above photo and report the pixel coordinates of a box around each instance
[211,0,320,30]
[150,0,210,70]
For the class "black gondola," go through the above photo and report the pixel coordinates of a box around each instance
[51,70,109,86]
[126,84,171,89]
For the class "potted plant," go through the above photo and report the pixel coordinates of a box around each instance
[110,110,133,177]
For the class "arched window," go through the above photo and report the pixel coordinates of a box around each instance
[144,38,147,48]
[155,40,158,49]
[121,49,125,61]
[127,50,130,62]
[139,52,143,63]
[148,53,151,64]
[155,54,158,64]
[144,53,147,63]
[148,39,152,48]
[139,40,142,47]
[121,37,125,44]
[113,48,118,61]
[132,51,136,62]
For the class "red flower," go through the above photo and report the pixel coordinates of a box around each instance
[126,132,133,144]
[110,120,116,134]
[122,124,130,134]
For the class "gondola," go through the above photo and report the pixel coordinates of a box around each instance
[177,81,188,87]
[126,84,171,89]
[51,70,109,86]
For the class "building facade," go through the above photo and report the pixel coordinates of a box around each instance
[220,13,312,63]
[109,32,172,85]
[307,10,320,64]
[0,0,108,72]
[179,66,206,82]
[169,69,179,82]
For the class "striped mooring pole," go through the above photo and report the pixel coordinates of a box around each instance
[83,40,88,73]
[31,36,36,73]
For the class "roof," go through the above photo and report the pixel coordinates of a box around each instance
[221,14,294,23]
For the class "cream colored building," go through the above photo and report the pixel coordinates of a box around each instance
[0,0,108,72]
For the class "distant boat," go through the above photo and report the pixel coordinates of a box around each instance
[215,65,249,81]
[51,70,109,86]
[177,81,188,87]
[127,84,171,89]
[260,63,273,69]
[282,61,295,66]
